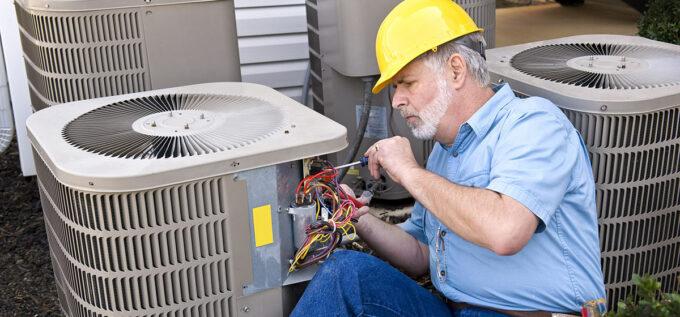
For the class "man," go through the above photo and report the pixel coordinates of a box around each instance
[292,0,606,316]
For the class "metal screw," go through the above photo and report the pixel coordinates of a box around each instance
[88,182,94,186]
[600,105,608,111]
[497,78,504,84]
[588,63,593,67]
[242,306,250,313]
[151,121,157,127]
[284,130,290,134]
[184,124,189,130]
[200,114,205,119]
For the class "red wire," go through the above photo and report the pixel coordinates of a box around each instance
[291,164,363,270]
[295,168,337,196]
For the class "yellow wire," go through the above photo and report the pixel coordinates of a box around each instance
[315,199,321,220]
[290,179,364,272]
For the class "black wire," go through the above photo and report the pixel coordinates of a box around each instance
[387,84,398,137]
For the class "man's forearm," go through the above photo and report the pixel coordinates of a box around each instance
[400,167,530,254]
[355,213,429,277]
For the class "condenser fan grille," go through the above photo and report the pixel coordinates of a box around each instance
[510,43,680,89]
[63,94,286,159]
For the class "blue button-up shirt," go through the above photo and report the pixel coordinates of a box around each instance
[399,84,606,312]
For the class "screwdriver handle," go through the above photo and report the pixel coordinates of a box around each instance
[359,156,369,167]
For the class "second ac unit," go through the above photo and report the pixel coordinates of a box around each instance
[487,34,680,309]
[15,0,242,110]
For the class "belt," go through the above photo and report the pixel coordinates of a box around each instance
[448,301,581,317]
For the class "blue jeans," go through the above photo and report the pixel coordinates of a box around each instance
[291,250,509,317]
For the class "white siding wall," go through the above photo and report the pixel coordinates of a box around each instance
[0,1,36,175]
[234,0,309,102]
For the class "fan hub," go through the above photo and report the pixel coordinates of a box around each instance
[132,110,219,136]
[566,55,647,75]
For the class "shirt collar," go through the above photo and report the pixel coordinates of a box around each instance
[465,83,515,139]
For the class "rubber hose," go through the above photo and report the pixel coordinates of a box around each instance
[338,77,375,182]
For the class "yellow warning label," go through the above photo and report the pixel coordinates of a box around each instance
[253,205,274,247]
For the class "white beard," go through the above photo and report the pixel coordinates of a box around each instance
[403,77,451,140]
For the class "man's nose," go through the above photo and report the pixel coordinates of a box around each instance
[391,87,407,109]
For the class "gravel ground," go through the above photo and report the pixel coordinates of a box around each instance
[0,139,60,316]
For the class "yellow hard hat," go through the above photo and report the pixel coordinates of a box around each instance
[373,0,482,94]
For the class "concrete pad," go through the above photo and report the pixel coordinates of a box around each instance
[496,0,641,47]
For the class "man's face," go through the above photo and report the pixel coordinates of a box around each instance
[390,59,451,140]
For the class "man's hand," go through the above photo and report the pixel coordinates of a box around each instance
[338,184,370,219]
[364,136,421,184]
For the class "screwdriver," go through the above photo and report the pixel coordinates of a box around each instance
[334,156,369,170]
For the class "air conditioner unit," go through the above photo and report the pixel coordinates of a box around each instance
[26,82,347,317]
[486,34,680,309]
[14,0,241,111]
[306,0,495,199]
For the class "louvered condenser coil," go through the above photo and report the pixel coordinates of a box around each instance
[26,82,347,317]
[487,34,680,310]
[14,0,241,111]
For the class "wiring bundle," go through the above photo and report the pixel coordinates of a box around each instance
[288,160,363,272]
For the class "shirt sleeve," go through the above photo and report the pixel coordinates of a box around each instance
[398,201,428,244]
[486,106,577,232]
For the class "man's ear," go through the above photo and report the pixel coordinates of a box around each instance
[447,53,467,89]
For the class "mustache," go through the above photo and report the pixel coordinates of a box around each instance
[399,108,418,118]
